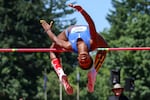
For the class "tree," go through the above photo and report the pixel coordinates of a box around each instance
[104,0,150,100]
[0,0,76,99]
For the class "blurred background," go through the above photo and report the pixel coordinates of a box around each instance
[0,0,150,100]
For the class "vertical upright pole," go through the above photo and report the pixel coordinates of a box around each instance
[60,83,62,100]
[60,58,62,100]
[77,67,80,100]
[77,82,79,100]
[44,68,47,100]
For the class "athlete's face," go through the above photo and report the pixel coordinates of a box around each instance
[78,52,92,69]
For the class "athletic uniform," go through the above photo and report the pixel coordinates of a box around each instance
[41,4,108,95]
[65,26,97,93]
[65,25,91,53]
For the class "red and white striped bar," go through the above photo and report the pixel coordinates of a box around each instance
[0,47,149,52]
[0,48,70,52]
[97,47,150,51]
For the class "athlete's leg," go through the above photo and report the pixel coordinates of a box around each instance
[50,43,73,95]
[87,66,97,93]
[94,50,107,72]
[87,50,107,93]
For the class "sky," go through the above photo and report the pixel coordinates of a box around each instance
[68,0,113,32]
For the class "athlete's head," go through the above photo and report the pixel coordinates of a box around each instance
[76,38,93,70]
[77,52,93,70]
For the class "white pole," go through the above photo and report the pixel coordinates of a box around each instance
[60,58,62,100]
[77,67,80,100]
[44,68,47,100]
[60,82,62,100]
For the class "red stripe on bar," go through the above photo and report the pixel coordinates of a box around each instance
[0,48,70,52]
[108,47,150,51]
[97,47,150,51]
[0,47,149,52]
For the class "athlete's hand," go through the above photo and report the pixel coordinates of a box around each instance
[68,4,83,12]
[40,20,53,32]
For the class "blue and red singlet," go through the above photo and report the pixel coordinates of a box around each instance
[65,25,91,53]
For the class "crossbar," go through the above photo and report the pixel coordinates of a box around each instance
[97,47,150,51]
[0,47,149,52]
[0,48,69,52]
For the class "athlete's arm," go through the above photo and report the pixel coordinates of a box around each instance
[68,4,97,39]
[40,20,70,49]
[40,20,58,42]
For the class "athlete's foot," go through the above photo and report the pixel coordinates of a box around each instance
[87,71,96,93]
[61,75,74,95]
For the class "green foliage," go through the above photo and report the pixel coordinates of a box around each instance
[104,0,150,100]
[0,0,75,99]
[0,0,150,100]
